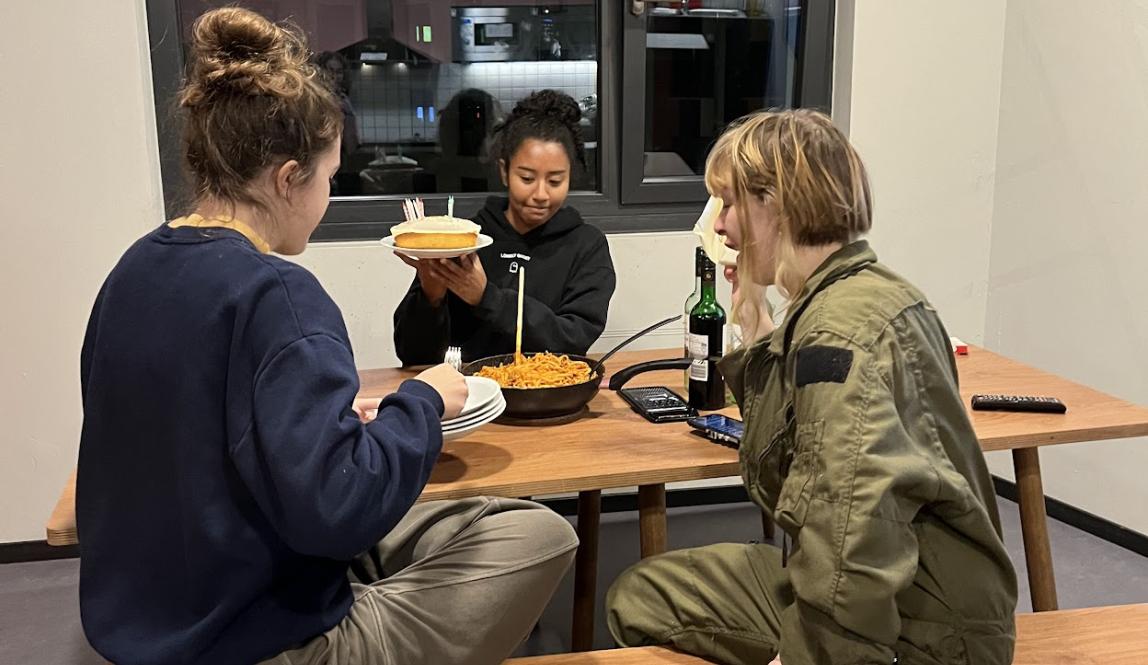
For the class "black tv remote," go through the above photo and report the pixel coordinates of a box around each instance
[971,394,1067,414]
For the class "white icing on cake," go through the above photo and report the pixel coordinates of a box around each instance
[391,216,480,236]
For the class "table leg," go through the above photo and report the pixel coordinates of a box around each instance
[571,490,601,651]
[638,484,668,559]
[761,510,775,541]
[1013,448,1059,611]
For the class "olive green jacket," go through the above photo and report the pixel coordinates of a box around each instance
[719,241,1017,665]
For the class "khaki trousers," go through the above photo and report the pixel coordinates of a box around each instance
[262,497,578,665]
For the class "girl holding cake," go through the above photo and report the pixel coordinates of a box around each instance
[393,90,617,365]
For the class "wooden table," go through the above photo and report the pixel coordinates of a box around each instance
[48,347,1148,645]
[358,354,740,650]
[358,347,1148,633]
[952,347,1148,613]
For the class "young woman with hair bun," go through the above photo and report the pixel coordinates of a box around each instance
[77,9,577,665]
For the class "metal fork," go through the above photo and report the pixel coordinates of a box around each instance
[445,346,462,372]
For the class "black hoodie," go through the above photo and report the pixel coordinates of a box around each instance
[393,196,616,365]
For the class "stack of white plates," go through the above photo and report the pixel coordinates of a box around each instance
[442,376,505,441]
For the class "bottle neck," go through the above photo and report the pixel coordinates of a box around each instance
[688,250,704,303]
[699,269,717,303]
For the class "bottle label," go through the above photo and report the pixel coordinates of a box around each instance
[690,358,709,382]
[689,333,710,382]
[688,333,709,360]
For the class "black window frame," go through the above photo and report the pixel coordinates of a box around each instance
[144,0,835,241]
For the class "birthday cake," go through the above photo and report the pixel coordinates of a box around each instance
[391,216,481,249]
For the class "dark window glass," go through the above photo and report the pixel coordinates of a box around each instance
[642,0,803,178]
[176,1,599,197]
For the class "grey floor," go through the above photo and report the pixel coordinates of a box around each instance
[3,498,1147,664]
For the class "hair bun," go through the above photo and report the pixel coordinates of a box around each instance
[514,89,581,128]
[181,7,312,107]
[492,89,587,169]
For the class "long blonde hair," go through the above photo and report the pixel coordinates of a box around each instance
[704,109,873,341]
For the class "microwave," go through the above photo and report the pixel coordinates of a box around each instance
[452,6,595,63]
[453,7,534,63]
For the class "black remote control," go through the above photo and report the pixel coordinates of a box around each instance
[971,394,1067,414]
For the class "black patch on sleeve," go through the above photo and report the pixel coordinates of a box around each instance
[795,346,853,387]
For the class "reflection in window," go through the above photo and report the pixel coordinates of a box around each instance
[177,1,599,197]
[643,0,802,177]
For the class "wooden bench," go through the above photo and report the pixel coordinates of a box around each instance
[505,604,1148,665]
[1012,604,1148,664]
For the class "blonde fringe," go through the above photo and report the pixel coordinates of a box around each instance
[704,109,872,342]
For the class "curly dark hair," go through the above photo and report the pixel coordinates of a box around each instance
[490,89,585,172]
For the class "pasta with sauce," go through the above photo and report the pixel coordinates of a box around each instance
[476,352,593,388]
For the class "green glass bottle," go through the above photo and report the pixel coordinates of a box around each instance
[688,256,727,410]
[683,247,705,391]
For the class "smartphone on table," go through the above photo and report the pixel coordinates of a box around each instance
[687,414,744,448]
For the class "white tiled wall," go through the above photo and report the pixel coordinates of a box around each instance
[349,61,597,144]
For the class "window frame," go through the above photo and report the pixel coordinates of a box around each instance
[144,0,836,241]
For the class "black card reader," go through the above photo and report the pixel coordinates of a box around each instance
[619,386,697,423]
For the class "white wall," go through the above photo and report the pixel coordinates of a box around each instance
[0,2,166,541]
[846,0,1008,345]
[292,232,710,372]
[983,1,1148,533]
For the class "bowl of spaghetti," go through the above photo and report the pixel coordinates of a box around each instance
[462,352,602,419]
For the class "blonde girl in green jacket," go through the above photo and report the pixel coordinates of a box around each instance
[606,110,1017,665]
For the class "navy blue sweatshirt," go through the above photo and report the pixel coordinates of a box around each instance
[77,224,444,665]
[393,196,616,365]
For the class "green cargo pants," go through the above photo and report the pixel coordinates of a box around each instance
[608,542,1002,665]
[261,497,578,665]
[607,542,791,665]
